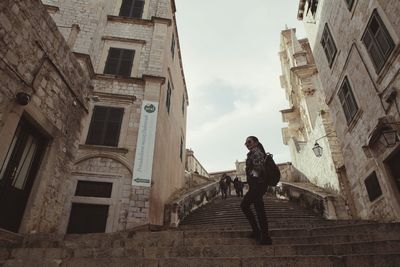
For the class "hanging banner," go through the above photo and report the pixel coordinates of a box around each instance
[132,101,158,187]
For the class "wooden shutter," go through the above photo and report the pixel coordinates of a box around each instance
[86,106,124,147]
[321,25,337,67]
[104,48,135,77]
[119,49,135,76]
[166,82,172,114]
[362,11,394,72]
[339,78,358,123]
[103,107,124,147]
[119,0,144,19]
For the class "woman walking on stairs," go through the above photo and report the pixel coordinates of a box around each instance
[241,136,272,245]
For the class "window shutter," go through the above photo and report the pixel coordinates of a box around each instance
[362,10,394,73]
[86,106,108,145]
[103,108,124,147]
[103,48,120,75]
[104,48,134,77]
[166,82,172,114]
[119,0,133,17]
[338,78,358,124]
[119,0,144,18]
[132,0,145,18]
[320,25,337,67]
[119,49,135,76]
[86,106,124,147]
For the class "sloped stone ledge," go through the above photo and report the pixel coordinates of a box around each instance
[277,182,351,220]
[164,181,220,228]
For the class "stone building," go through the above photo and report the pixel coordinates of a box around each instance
[297,0,400,221]
[279,28,355,217]
[185,149,209,178]
[0,0,91,233]
[37,0,189,233]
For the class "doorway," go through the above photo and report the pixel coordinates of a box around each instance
[387,149,400,194]
[0,118,47,232]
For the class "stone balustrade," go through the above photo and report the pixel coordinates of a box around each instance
[276,181,350,220]
[164,181,220,228]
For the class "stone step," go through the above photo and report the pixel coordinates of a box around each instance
[183,234,400,246]
[181,217,325,224]
[19,223,399,250]
[0,229,23,248]
[10,240,400,260]
[157,254,400,267]
[183,223,400,238]
[3,254,400,267]
[178,220,368,230]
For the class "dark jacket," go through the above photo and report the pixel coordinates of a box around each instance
[233,177,243,189]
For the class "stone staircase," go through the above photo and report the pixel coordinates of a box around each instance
[1,194,400,266]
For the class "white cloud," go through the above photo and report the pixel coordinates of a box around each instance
[176,0,306,172]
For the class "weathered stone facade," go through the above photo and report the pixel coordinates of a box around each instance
[0,0,91,233]
[298,0,400,221]
[185,149,209,178]
[40,0,188,231]
[278,28,355,218]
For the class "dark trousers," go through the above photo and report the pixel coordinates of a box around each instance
[240,183,268,234]
[235,188,243,197]
[221,188,227,199]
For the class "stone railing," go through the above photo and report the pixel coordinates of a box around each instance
[275,181,350,219]
[164,181,220,228]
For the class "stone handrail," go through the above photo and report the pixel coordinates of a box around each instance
[276,181,350,219]
[164,181,220,228]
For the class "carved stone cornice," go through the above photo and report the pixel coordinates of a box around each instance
[101,36,146,45]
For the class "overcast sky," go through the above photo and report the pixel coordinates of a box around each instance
[175,0,306,172]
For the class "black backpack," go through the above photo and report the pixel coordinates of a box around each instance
[262,153,281,186]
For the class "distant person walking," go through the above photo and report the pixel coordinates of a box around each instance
[240,136,272,245]
[233,176,244,197]
[219,178,227,199]
[225,174,233,196]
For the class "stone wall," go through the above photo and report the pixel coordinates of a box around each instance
[299,0,400,221]
[0,0,91,233]
[279,29,345,195]
[41,0,188,231]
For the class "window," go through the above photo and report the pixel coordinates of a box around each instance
[171,34,176,58]
[181,95,185,115]
[119,0,145,19]
[180,137,183,161]
[86,106,124,147]
[345,0,354,10]
[103,48,135,77]
[67,203,109,234]
[362,10,395,73]
[75,181,113,198]
[387,150,400,193]
[338,77,358,124]
[306,0,318,17]
[166,82,172,114]
[320,24,337,67]
[364,172,382,202]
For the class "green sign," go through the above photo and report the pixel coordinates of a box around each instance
[144,104,156,113]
